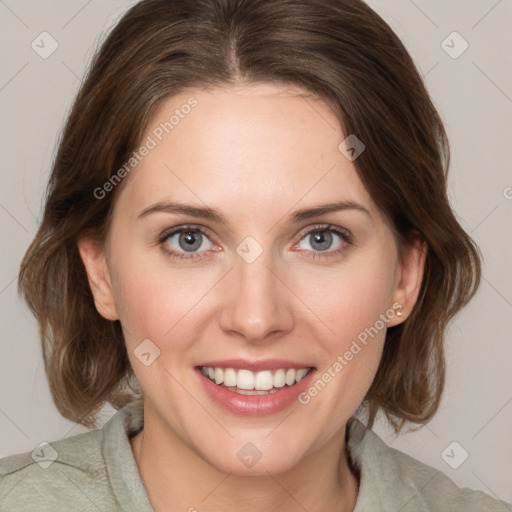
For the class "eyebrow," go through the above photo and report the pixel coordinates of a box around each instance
[138,200,372,224]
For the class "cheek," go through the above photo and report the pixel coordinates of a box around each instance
[298,251,397,405]
[110,247,218,354]
[308,251,397,346]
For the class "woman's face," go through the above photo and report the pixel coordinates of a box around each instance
[81,82,424,475]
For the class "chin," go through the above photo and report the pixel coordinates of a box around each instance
[193,434,309,477]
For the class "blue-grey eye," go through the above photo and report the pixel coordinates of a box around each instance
[299,229,343,252]
[165,229,212,253]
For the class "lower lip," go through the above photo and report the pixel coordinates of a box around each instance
[196,368,316,416]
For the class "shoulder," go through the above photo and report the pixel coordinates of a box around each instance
[0,400,147,512]
[0,427,117,512]
[347,418,512,512]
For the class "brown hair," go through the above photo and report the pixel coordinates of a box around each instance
[18,0,481,430]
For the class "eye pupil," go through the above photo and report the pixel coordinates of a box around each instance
[179,230,202,252]
[311,230,332,251]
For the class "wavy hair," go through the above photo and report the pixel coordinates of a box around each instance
[18,0,481,430]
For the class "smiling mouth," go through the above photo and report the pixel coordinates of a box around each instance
[199,366,315,395]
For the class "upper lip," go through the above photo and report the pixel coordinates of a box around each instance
[196,359,315,372]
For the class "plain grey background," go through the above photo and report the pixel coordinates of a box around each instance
[1,0,511,505]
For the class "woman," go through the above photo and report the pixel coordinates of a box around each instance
[0,0,509,510]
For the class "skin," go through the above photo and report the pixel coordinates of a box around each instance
[78,82,426,512]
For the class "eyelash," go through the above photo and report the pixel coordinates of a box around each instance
[158,223,353,262]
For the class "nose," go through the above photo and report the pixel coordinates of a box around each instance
[218,250,295,343]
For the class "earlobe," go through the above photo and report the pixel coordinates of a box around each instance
[388,234,427,327]
[76,236,119,321]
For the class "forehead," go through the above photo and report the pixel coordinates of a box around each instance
[114,83,379,224]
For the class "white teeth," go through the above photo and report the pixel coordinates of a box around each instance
[254,370,274,391]
[223,368,237,387]
[296,368,309,382]
[200,366,312,391]
[285,369,296,386]
[273,369,286,388]
[214,367,223,385]
[237,369,255,390]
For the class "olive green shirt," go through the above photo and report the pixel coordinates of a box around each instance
[1,399,510,511]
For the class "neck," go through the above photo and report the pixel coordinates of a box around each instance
[130,405,359,512]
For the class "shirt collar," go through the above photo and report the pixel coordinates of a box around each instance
[103,400,430,511]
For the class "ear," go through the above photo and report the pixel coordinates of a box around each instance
[387,232,427,327]
[77,235,119,321]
